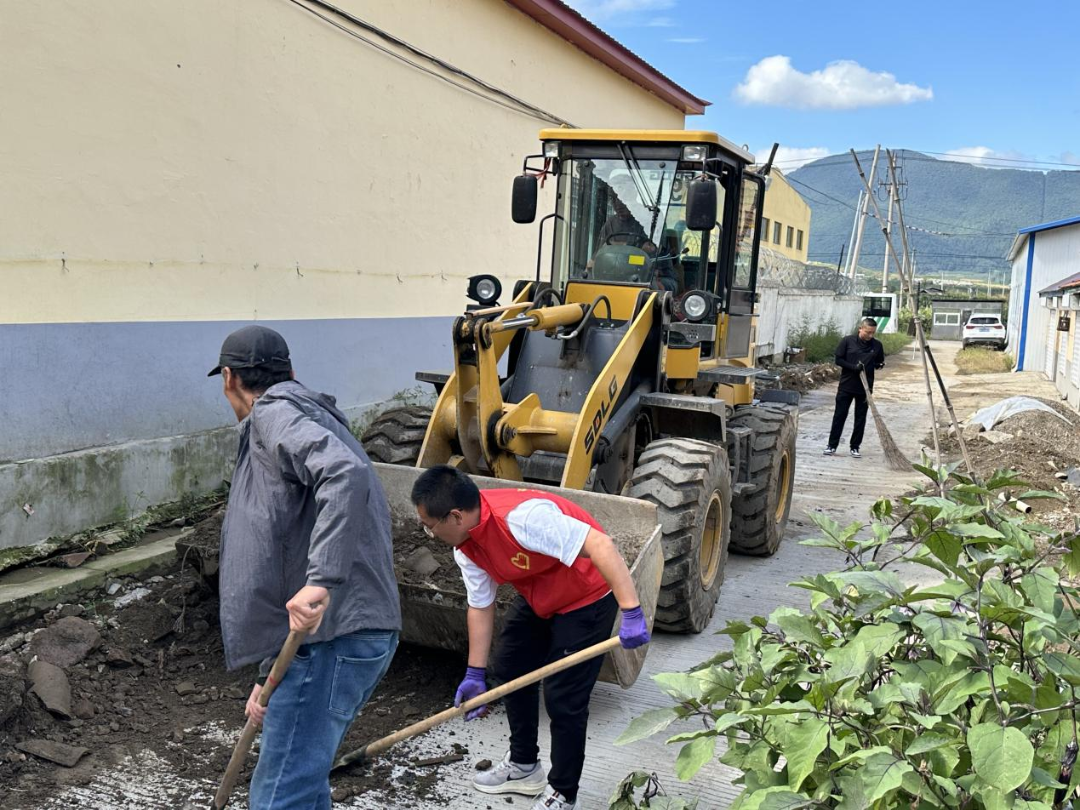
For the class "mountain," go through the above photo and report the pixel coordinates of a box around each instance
[787,150,1080,283]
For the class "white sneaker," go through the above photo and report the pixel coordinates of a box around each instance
[472,751,548,796]
[531,785,581,809]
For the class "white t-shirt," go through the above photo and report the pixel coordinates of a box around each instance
[453,498,593,609]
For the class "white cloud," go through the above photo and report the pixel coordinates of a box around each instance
[755,146,831,170]
[646,16,676,27]
[564,0,675,22]
[667,37,705,43]
[734,55,933,110]
[941,147,1033,169]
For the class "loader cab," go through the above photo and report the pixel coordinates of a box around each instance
[513,130,765,360]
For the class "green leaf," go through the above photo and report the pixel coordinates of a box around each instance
[740,787,814,810]
[1044,652,1080,686]
[823,640,873,686]
[911,713,942,730]
[615,707,681,745]
[675,735,716,781]
[854,623,905,659]
[1028,767,1067,789]
[857,751,914,804]
[1016,490,1065,501]
[968,722,1035,792]
[653,673,705,702]
[912,613,969,665]
[836,570,906,599]
[770,607,825,647]
[925,529,963,568]
[1065,536,1080,578]
[1020,570,1058,615]
[781,718,829,791]
[871,498,893,521]
[906,733,960,756]
[934,671,988,714]
[950,522,1004,539]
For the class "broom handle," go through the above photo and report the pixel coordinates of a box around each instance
[333,635,623,771]
[213,629,307,808]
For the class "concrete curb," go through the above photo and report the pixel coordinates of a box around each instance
[0,529,191,631]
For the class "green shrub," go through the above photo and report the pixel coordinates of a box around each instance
[613,463,1080,810]
[788,317,844,363]
[898,306,932,335]
[879,333,913,355]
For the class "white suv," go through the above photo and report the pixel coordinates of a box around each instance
[962,315,1006,350]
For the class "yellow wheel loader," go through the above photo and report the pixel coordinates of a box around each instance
[364,130,799,636]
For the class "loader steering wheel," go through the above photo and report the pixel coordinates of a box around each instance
[605,232,656,253]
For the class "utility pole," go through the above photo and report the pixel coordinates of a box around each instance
[844,191,862,276]
[836,243,847,275]
[881,176,896,293]
[847,145,880,279]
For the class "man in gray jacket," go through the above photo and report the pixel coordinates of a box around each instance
[209,325,401,809]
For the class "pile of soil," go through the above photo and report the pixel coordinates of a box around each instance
[942,398,1080,531]
[0,551,469,809]
[775,362,840,394]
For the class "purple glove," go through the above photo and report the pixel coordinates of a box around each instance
[454,666,490,721]
[619,606,650,649]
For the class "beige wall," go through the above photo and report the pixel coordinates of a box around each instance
[0,0,686,325]
[760,170,811,263]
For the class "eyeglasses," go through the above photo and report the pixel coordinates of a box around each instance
[421,514,449,538]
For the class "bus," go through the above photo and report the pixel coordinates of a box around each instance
[862,293,898,334]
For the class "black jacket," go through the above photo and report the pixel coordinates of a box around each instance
[835,334,885,394]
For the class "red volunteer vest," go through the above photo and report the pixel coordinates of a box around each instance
[457,490,611,619]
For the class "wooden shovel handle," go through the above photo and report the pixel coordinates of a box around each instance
[333,634,623,771]
[212,629,307,809]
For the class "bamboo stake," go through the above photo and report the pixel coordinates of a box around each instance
[850,149,975,481]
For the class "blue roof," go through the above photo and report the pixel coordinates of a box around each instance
[1018,214,1080,235]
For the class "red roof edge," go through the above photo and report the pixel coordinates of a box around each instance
[504,0,709,115]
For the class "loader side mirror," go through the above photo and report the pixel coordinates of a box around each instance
[512,175,538,223]
[685,177,717,231]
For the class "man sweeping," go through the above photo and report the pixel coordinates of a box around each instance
[210,325,401,809]
[825,317,886,458]
[410,466,651,810]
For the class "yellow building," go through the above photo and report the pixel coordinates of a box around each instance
[0,0,705,551]
[760,169,811,263]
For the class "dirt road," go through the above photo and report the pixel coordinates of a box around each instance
[15,341,1062,809]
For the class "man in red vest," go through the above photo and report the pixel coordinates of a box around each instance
[410,465,650,810]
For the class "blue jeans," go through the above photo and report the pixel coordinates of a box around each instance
[249,629,399,810]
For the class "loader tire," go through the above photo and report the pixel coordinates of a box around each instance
[360,406,432,466]
[627,438,731,634]
[728,404,797,557]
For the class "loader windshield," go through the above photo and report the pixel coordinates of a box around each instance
[554,157,726,295]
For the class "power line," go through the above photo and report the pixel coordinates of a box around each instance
[786,175,1016,237]
[284,0,575,127]
[774,149,1080,171]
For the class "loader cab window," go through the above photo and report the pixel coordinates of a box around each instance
[556,153,714,296]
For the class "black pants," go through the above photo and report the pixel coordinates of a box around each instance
[828,388,869,450]
[491,592,618,800]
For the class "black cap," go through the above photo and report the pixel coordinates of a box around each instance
[208,325,292,377]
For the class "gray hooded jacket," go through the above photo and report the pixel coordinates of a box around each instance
[219,381,401,670]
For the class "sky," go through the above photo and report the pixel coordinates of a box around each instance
[563,0,1080,171]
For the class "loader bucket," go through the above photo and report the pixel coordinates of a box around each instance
[373,463,663,688]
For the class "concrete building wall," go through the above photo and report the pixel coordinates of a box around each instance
[1008,224,1080,372]
[928,300,1004,341]
[760,170,811,263]
[755,288,864,363]
[0,0,687,550]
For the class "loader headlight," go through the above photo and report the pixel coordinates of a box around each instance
[683,292,709,322]
[467,274,502,306]
[682,144,707,162]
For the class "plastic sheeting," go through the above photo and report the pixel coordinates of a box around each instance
[967,396,1073,432]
